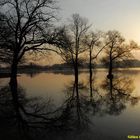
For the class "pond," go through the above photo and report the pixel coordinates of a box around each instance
[0,68,140,140]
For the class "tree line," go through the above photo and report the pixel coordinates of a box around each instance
[0,0,139,84]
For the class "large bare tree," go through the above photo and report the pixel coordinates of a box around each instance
[0,0,57,82]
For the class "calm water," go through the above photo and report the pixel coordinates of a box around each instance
[0,68,140,140]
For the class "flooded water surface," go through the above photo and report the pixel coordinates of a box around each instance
[0,68,140,140]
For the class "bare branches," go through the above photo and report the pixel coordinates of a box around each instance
[104,31,139,62]
[55,14,91,67]
[0,0,58,67]
[101,30,139,75]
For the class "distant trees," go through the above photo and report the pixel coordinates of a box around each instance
[0,0,58,83]
[101,31,139,79]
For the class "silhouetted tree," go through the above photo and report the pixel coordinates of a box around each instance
[101,30,138,79]
[0,0,58,83]
[83,31,102,96]
[55,14,90,90]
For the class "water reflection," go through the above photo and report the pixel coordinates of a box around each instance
[0,78,92,140]
[100,76,139,115]
[0,72,139,140]
[63,80,91,131]
[0,80,63,139]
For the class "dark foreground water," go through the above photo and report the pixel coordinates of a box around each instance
[0,68,140,140]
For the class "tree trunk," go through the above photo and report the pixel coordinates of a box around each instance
[109,59,112,77]
[74,61,79,98]
[89,48,93,98]
[9,54,18,85]
[107,54,113,79]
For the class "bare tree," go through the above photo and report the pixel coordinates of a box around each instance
[101,30,139,79]
[56,14,90,88]
[0,0,58,83]
[83,31,102,96]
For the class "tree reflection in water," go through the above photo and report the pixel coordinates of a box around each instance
[85,74,139,117]
[0,78,65,140]
[62,80,91,131]
[100,76,139,115]
[0,74,139,140]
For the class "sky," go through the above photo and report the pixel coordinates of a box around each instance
[58,0,140,44]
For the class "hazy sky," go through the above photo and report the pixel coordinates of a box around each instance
[59,0,140,43]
